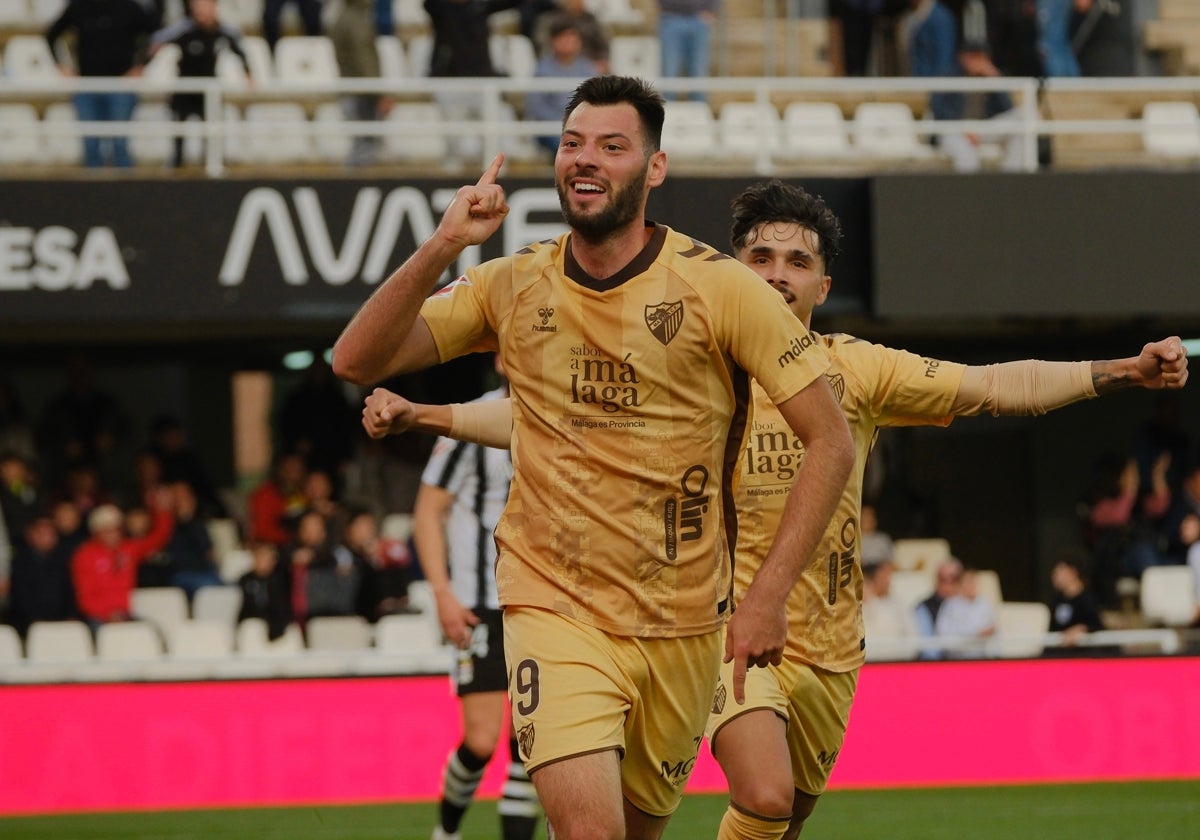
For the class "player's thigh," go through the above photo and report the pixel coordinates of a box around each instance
[535,747,625,838]
[785,665,859,795]
[707,660,793,812]
[621,630,722,818]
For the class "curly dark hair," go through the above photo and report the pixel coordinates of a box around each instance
[729,179,844,272]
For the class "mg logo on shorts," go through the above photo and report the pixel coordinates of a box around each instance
[659,756,697,788]
[645,300,683,346]
[517,723,536,760]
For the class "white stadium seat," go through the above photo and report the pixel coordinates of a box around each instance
[782,101,853,158]
[1141,101,1200,159]
[4,35,59,81]
[994,601,1051,659]
[661,100,717,161]
[1140,565,1198,626]
[192,586,244,626]
[306,615,373,652]
[274,36,340,90]
[0,104,43,165]
[853,102,934,159]
[130,587,190,638]
[26,620,94,663]
[718,100,783,157]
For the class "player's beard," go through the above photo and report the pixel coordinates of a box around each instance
[557,157,649,244]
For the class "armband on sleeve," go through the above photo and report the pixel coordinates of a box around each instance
[449,397,514,449]
[951,360,1096,417]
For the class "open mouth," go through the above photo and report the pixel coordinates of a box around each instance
[571,180,607,197]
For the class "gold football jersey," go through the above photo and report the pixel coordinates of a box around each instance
[735,333,967,671]
[420,224,830,638]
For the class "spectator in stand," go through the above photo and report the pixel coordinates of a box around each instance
[656,0,715,101]
[287,509,350,625]
[424,0,524,163]
[261,0,323,51]
[830,0,886,76]
[238,541,293,640]
[278,359,359,490]
[934,567,997,658]
[6,511,78,638]
[0,452,40,551]
[53,461,115,525]
[906,0,1024,172]
[332,508,390,621]
[162,482,222,599]
[297,468,346,542]
[1162,460,1200,565]
[1036,0,1088,77]
[859,502,894,567]
[525,18,599,155]
[247,452,308,548]
[6,514,78,637]
[1046,546,1104,656]
[914,556,962,659]
[127,449,166,511]
[35,356,129,489]
[45,0,158,168]
[861,558,918,658]
[329,0,394,167]
[51,499,87,557]
[0,380,36,464]
[71,491,175,630]
[535,0,610,72]
[147,0,252,168]
[147,414,227,519]
[1083,451,1171,606]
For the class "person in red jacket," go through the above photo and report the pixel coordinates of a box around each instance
[247,452,307,547]
[71,489,174,628]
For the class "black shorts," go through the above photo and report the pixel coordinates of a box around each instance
[454,607,507,696]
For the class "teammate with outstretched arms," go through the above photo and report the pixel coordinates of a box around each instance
[333,77,855,840]
[361,180,1189,839]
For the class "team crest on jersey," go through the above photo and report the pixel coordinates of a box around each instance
[711,682,727,715]
[645,300,683,346]
[517,723,536,760]
[826,372,845,401]
[432,275,471,297]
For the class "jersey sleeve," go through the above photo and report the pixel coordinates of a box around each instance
[418,270,502,363]
[842,339,966,428]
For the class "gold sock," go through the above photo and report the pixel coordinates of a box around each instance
[716,803,791,840]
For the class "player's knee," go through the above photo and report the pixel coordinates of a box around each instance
[731,784,794,822]
[547,818,623,840]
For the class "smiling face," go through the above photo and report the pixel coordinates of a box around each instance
[737,222,830,326]
[554,102,666,244]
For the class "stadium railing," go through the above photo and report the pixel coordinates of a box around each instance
[5,74,1200,177]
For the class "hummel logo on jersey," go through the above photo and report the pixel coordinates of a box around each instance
[533,306,557,333]
[645,300,683,346]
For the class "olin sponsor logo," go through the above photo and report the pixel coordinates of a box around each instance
[218,185,563,286]
[777,331,818,368]
[665,466,710,559]
[0,226,129,291]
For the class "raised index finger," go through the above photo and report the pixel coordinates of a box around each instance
[476,153,505,187]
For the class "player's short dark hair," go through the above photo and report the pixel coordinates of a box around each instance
[729,179,844,272]
[563,75,665,153]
